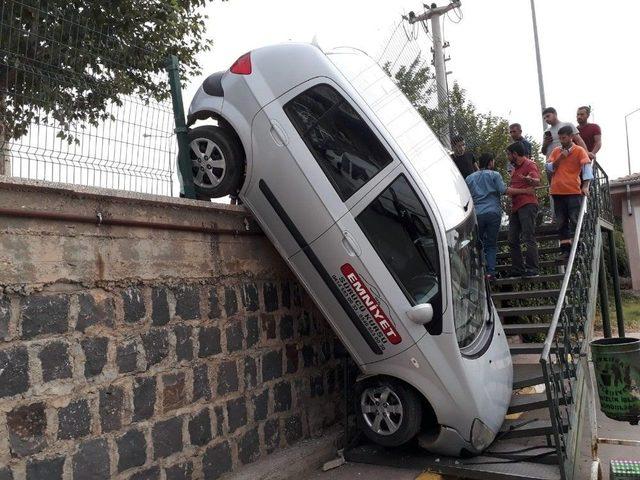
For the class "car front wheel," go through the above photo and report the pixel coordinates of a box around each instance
[185,125,245,199]
[356,379,423,447]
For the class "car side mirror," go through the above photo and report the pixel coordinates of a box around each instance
[407,304,434,325]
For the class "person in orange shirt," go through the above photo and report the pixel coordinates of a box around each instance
[546,125,593,261]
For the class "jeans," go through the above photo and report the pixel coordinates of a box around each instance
[553,194,582,241]
[508,203,539,274]
[477,212,501,276]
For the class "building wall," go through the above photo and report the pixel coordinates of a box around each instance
[0,178,344,480]
[612,184,640,290]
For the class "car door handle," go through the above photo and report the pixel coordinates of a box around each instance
[269,120,288,146]
[341,231,361,257]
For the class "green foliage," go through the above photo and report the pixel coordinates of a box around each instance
[615,227,630,278]
[384,57,547,185]
[605,220,631,278]
[595,291,640,334]
[1,0,216,141]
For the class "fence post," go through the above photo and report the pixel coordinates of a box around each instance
[166,55,196,199]
[598,245,612,338]
[607,228,626,337]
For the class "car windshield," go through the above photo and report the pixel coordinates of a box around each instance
[446,210,488,349]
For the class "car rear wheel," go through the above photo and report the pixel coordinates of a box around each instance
[186,125,244,199]
[356,379,422,447]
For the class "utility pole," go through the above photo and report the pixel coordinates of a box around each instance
[529,0,547,131]
[407,1,461,150]
[625,107,640,175]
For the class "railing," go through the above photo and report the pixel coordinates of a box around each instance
[1,0,178,196]
[539,160,611,480]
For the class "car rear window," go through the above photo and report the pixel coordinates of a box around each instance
[356,174,442,333]
[284,84,393,201]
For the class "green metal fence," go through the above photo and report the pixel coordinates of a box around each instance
[0,0,180,195]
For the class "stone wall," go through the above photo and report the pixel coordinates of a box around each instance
[0,178,344,480]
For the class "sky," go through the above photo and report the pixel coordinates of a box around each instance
[184,0,640,182]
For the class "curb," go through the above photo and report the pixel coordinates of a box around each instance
[230,426,342,480]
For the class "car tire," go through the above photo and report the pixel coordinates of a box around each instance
[356,378,423,447]
[185,125,245,199]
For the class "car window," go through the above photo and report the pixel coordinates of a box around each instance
[284,84,393,201]
[356,174,442,332]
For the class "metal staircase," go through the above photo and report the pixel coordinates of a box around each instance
[344,162,622,480]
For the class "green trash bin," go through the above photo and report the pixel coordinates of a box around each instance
[591,338,640,425]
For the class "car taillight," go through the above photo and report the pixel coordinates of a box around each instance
[230,52,252,75]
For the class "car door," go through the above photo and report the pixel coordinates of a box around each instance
[290,167,446,366]
[245,79,397,259]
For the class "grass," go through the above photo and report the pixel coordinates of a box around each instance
[594,291,640,335]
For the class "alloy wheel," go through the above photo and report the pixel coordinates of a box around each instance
[360,385,404,436]
[189,137,227,188]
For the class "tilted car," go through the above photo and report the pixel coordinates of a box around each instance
[182,43,513,456]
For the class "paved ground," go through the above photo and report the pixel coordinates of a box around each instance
[308,463,425,480]
[595,396,640,478]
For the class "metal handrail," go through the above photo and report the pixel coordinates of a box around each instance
[539,196,588,360]
[537,160,611,480]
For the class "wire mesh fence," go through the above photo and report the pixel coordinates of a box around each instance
[0,0,176,195]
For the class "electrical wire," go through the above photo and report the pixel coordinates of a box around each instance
[446,5,463,23]
[377,20,403,63]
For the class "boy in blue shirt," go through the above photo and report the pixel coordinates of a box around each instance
[466,153,535,280]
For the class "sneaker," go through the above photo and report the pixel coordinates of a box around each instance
[522,270,539,277]
[485,274,496,283]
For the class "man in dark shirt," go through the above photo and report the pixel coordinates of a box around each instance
[509,123,533,158]
[576,106,602,158]
[450,135,478,178]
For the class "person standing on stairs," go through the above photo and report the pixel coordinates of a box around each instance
[576,105,602,159]
[508,123,533,158]
[541,107,589,220]
[451,135,478,179]
[506,142,541,277]
[541,107,589,158]
[466,152,536,282]
[546,125,594,262]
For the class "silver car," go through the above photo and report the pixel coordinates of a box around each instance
[184,43,513,456]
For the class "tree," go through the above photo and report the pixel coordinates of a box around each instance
[0,0,217,144]
[385,57,545,179]
[384,57,550,216]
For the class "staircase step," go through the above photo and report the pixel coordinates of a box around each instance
[498,419,567,440]
[510,343,565,355]
[492,289,560,302]
[513,363,545,389]
[497,246,562,260]
[498,305,556,319]
[480,447,560,466]
[503,323,551,335]
[498,234,560,246]
[493,273,564,287]
[508,393,572,414]
[508,393,549,414]
[495,259,562,272]
[344,442,563,479]
[512,363,575,389]
[497,223,559,240]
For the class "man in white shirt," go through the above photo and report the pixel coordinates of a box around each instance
[541,107,590,159]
